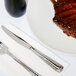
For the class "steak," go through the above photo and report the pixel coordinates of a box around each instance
[51,0,76,38]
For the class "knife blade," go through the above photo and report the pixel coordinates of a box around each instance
[2,26,32,49]
[2,25,64,73]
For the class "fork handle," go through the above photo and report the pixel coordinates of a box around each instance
[7,52,41,76]
[30,47,63,73]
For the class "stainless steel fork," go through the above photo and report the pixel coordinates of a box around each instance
[0,42,41,76]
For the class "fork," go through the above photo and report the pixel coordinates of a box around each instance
[0,42,41,76]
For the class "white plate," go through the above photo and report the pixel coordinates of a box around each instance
[27,0,76,55]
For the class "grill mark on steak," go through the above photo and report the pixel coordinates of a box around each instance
[54,13,76,24]
[54,8,76,21]
[54,0,76,8]
[51,0,76,38]
[61,20,76,29]
[55,2,71,8]
[55,3,76,14]
[67,20,76,27]
[57,14,76,25]
[62,14,76,24]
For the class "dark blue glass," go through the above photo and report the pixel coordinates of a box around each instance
[5,0,26,17]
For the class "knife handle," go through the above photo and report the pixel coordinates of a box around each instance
[30,46,63,73]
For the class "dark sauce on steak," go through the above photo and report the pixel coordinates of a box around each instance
[51,0,76,38]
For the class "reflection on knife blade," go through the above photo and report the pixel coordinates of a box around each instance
[2,25,64,73]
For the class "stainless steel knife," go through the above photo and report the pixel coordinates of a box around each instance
[2,26,64,73]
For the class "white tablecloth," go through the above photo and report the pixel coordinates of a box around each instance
[0,0,75,76]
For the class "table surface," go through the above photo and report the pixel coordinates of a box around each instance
[0,0,76,75]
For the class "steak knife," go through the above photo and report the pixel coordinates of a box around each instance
[2,26,64,73]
